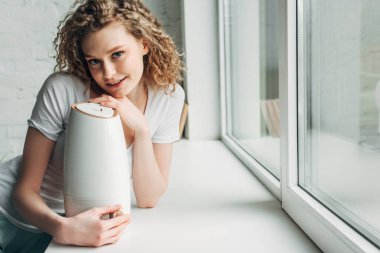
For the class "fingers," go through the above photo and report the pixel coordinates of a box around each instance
[88,96,120,111]
[99,101,118,109]
[89,93,120,102]
[103,220,129,240]
[92,204,130,229]
[88,94,114,104]
[104,213,130,227]
[97,214,129,246]
[89,94,114,103]
[92,220,127,247]
[94,204,122,216]
[58,205,128,247]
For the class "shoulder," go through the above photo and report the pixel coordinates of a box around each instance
[150,84,185,115]
[37,72,88,104]
[42,72,84,92]
[147,84,185,118]
[151,84,185,102]
[168,84,185,101]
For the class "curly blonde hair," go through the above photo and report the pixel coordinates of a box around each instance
[53,0,183,91]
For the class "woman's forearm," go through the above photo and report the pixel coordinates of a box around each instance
[12,185,64,236]
[13,127,65,237]
[132,127,167,208]
[13,185,130,246]
[90,95,168,208]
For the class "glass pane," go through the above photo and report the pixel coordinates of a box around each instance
[225,0,281,179]
[298,0,380,246]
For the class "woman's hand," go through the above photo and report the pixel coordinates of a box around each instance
[89,94,148,135]
[54,204,130,247]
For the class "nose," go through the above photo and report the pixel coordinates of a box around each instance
[102,61,116,80]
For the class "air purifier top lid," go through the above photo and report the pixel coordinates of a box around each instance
[75,103,114,118]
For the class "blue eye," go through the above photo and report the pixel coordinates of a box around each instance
[112,51,124,58]
[88,59,100,66]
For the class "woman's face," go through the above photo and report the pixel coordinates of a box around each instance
[81,21,149,98]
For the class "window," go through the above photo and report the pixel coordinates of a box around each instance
[220,0,281,197]
[298,0,380,247]
[220,0,380,251]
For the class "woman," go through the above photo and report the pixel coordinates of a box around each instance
[0,0,184,251]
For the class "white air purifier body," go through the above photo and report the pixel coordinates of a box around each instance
[64,103,130,217]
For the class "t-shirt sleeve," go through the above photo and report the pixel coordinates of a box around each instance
[152,85,185,143]
[27,73,72,141]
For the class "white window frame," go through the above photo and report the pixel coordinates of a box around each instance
[219,0,380,251]
[218,0,281,201]
[280,0,379,252]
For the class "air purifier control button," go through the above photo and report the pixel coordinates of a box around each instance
[76,103,114,118]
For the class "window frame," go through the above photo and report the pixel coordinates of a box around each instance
[280,0,379,252]
[219,0,380,251]
[218,0,281,200]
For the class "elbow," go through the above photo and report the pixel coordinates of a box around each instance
[135,183,167,208]
[12,185,23,211]
[12,183,36,211]
[136,198,159,209]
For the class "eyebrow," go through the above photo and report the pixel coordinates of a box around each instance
[84,45,126,58]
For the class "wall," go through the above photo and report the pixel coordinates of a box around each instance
[181,0,221,140]
[0,1,73,160]
[228,0,262,139]
[0,0,183,160]
[144,0,182,50]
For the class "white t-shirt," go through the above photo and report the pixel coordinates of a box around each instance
[0,72,184,232]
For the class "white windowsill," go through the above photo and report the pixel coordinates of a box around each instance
[239,136,280,178]
[46,140,319,253]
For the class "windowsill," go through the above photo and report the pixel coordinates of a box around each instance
[239,136,280,178]
[46,140,319,253]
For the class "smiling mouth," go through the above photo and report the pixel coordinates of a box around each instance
[106,76,127,87]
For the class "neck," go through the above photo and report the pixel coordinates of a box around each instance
[128,79,148,113]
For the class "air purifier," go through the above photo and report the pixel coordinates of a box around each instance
[64,103,130,218]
